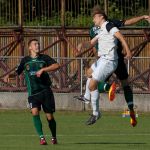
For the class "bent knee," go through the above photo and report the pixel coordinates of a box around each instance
[89,79,98,91]
[86,68,93,78]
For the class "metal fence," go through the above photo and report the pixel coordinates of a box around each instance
[0,0,149,27]
[0,56,150,94]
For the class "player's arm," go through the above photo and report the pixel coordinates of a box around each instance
[114,31,131,60]
[3,58,25,83]
[77,36,98,52]
[36,56,60,77]
[36,63,60,77]
[124,15,150,26]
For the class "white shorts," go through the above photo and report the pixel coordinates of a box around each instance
[91,57,118,82]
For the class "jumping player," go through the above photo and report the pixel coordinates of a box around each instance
[76,7,131,125]
[75,6,150,127]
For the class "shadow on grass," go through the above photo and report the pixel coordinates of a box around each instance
[75,142,146,145]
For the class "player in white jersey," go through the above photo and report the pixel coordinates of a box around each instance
[77,9,131,125]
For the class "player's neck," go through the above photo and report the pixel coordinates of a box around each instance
[99,19,106,27]
[30,52,39,58]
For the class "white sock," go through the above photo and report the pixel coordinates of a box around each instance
[84,78,91,100]
[90,89,100,116]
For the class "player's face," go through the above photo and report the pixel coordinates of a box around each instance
[29,41,40,54]
[93,14,103,26]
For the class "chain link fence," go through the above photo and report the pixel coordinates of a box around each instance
[0,56,150,93]
[0,56,150,109]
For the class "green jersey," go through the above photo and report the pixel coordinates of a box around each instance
[16,54,57,96]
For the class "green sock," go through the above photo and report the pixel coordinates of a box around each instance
[98,82,111,93]
[123,85,134,111]
[47,118,56,138]
[33,115,44,138]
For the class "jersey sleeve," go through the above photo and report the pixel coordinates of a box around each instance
[15,57,26,75]
[106,22,119,35]
[109,26,119,35]
[89,26,95,39]
[43,55,57,66]
[111,19,125,28]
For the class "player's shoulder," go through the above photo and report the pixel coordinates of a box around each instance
[21,56,30,63]
[39,54,54,63]
[109,19,125,28]
[39,54,51,59]
[106,21,115,32]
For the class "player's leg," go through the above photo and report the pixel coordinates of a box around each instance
[98,78,116,101]
[115,59,137,127]
[120,79,137,127]
[28,94,47,145]
[84,67,93,100]
[46,113,57,144]
[42,88,57,144]
[74,66,93,103]
[87,58,118,125]
[88,78,101,123]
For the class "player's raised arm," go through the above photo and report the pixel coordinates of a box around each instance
[77,37,98,51]
[124,15,150,26]
[114,31,131,60]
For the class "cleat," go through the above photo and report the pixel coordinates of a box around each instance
[51,138,57,144]
[40,137,47,145]
[108,82,116,101]
[86,113,101,125]
[73,95,90,104]
[130,110,137,127]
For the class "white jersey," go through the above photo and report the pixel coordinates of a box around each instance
[95,21,119,60]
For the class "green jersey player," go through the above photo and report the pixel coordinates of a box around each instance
[5,39,60,145]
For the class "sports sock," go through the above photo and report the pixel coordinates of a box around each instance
[84,78,91,100]
[123,85,134,111]
[33,115,44,138]
[90,89,100,116]
[98,82,111,93]
[47,118,56,138]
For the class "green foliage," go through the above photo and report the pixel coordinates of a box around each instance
[0,17,16,26]
[71,14,92,27]
[0,0,149,27]
[108,2,123,20]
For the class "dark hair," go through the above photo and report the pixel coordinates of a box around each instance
[91,5,107,20]
[28,39,39,46]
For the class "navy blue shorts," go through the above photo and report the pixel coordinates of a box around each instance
[28,88,55,113]
[114,58,128,80]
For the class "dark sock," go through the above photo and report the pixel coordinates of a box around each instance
[33,115,44,138]
[47,118,56,138]
[98,82,111,93]
[123,85,134,111]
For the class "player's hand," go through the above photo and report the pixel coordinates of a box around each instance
[77,43,83,52]
[125,51,132,60]
[36,69,43,77]
[143,15,150,23]
[3,75,10,83]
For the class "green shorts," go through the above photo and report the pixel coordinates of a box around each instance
[28,88,55,113]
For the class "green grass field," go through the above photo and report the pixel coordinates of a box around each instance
[0,110,150,150]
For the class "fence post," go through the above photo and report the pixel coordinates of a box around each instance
[18,0,23,27]
[61,0,65,27]
[104,0,108,15]
[148,1,150,15]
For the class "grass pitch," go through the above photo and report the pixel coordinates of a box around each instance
[0,110,150,150]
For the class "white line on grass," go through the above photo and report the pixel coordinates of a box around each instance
[2,133,150,137]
